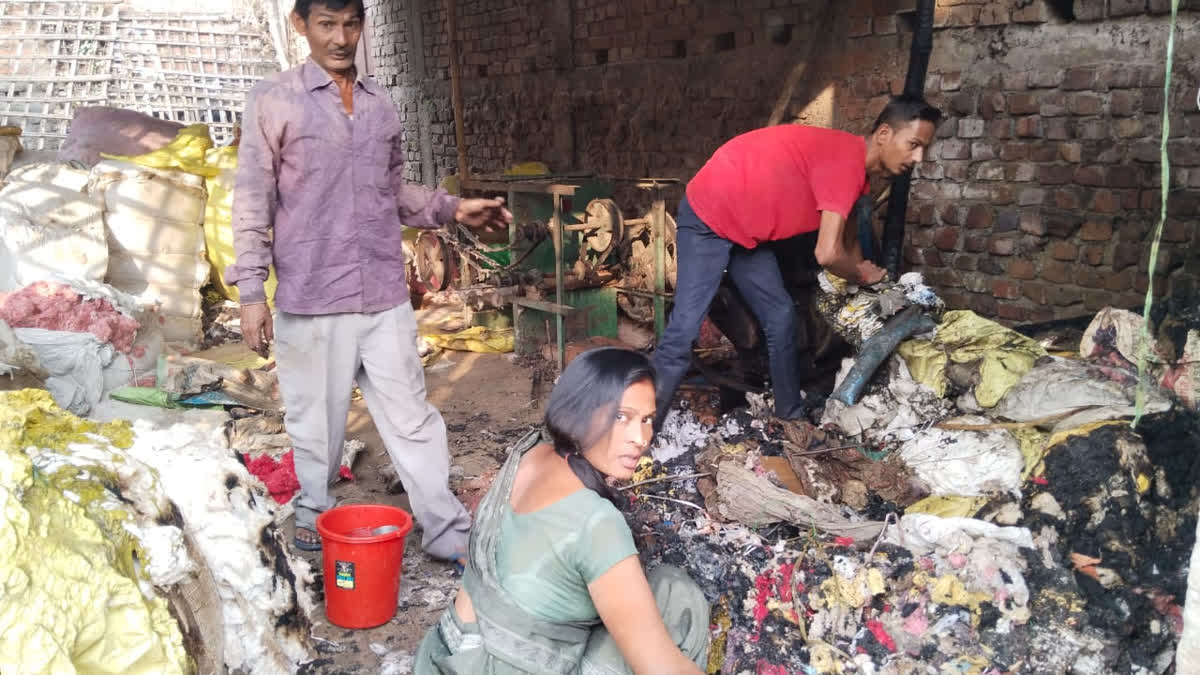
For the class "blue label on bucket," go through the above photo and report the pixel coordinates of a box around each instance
[335,560,355,590]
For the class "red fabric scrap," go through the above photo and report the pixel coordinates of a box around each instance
[751,572,772,642]
[1031,476,1049,486]
[755,661,789,675]
[243,450,301,504]
[0,281,139,353]
[834,536,856,547]
[866,619,897,652]
[339,465,354,481]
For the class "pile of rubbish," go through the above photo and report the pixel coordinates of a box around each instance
[0,389,316,673]
[625,273,1199,673]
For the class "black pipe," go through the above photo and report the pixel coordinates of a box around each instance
[879,0,936,276]
[830,306,936,406]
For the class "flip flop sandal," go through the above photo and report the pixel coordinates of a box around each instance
[294,527,322,552]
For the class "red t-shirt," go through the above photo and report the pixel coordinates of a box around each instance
[685,125,868,249]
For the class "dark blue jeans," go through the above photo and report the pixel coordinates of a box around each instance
[651,196,803,426]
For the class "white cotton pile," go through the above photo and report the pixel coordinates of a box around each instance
[123,421,317,674]
[652,409,711,463]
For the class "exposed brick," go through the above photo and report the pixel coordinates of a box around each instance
[1049,241,1078,261]
[1110,90,1140,117]
[1077,119,1109,139]
[1023,281,1050,305]
[1064,67,1098,91]
[1008,92,1040,115]
[1113,243,1141,270]
[1080,220,1114,241]
[996,302,1029,322]
[1045,212,1083,238]
[1029,69,1064,89]
[1102,65,1141,90]
[1033,147,1059,164]
[993,279,1022,300]
[1072,0,1107,21]
[975,162,1005,181]
[1018,187,1046,206]
[923,248,946,267]
[904,245,924,266]
[1041,260,1073,284]
[1000,143,1029,161]
[1113,118,1144,138]
[965,234,988,253]
[958,118,985,138]
[1074,166,1107,186]
[938,138,969,160]
[1089,190,1122,213]
[926,268,963,289]
[940,70,963,92]
[979,4,1010,25]
[1163,219,1192,243]
[848,16,872,37]
[1106,165,1141,188]
[989,236,1016,256]
[1020,209,1046,235]
[953,254,978,271]
[1038,164,1074,185]
[1059,142,1083,163]
[1044,118,1072,141]
[965,204,993,229]
[949,92,977,116]
[987,119,1013,139]
[1067,93,1104,116]
[990,185,1016,205]
[1109,0,1148,17]
[1016,116,1041,138]
[1012,2,1050,22]
[1083,290,1113,312]
[1039,92,1068,118]
[1105,268,1134,292]
[1081,244,1106,266]
[944,161,970,182]
[933,227,960,251]
[1009,259,1037,280]
[1054,188,1085,210]
[874,13,898,34]
[1001,72,1029,91]
[1012,163,1037,182]
[971,141,998,160]
[1048,284,1085,307]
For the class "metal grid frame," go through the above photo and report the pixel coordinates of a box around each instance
[0,0,120,150]
[0,1,277,151]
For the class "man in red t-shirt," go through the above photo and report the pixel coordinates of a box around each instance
[652,96,942,426]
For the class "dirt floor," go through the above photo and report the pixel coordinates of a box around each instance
[299,351,542,674]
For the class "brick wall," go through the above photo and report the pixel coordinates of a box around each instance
[823,0,1200,322]
[364,0,1200,322]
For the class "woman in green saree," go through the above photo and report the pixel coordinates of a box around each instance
[415,348,710,674]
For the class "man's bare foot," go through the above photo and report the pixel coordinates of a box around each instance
[294,525,321,551]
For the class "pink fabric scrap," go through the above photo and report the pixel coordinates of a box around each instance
[0,281,139,353]
[243,449,301,504]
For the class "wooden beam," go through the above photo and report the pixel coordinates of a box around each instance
[445,0,469,180]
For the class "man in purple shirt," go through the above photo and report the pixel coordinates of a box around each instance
[227,0,511,561]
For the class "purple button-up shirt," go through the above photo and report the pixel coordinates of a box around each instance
[226,59,460,314]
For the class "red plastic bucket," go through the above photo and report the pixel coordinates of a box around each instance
[315,504,414,629]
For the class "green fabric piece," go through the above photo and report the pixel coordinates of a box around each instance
[108,387,184,409]
[413,431,710,674]
[495,490,637,623]
[1135,0,1179,429]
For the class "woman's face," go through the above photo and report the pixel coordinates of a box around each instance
[583,379,656,480]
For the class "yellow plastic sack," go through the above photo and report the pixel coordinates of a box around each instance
[202,145,277,305]
[425,326,514,353]
[0,390,189,674]
[102,123,220,178]
[420,326,514,354]
[898,310,1046,408]
[905,495,989,518]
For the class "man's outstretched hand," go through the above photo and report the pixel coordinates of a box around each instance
[455,197,513,233]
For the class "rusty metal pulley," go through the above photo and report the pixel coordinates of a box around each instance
[577,198,624,276]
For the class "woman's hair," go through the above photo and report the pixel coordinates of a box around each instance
[543,348,656,506]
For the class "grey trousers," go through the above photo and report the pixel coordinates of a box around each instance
[274,302,470,560]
